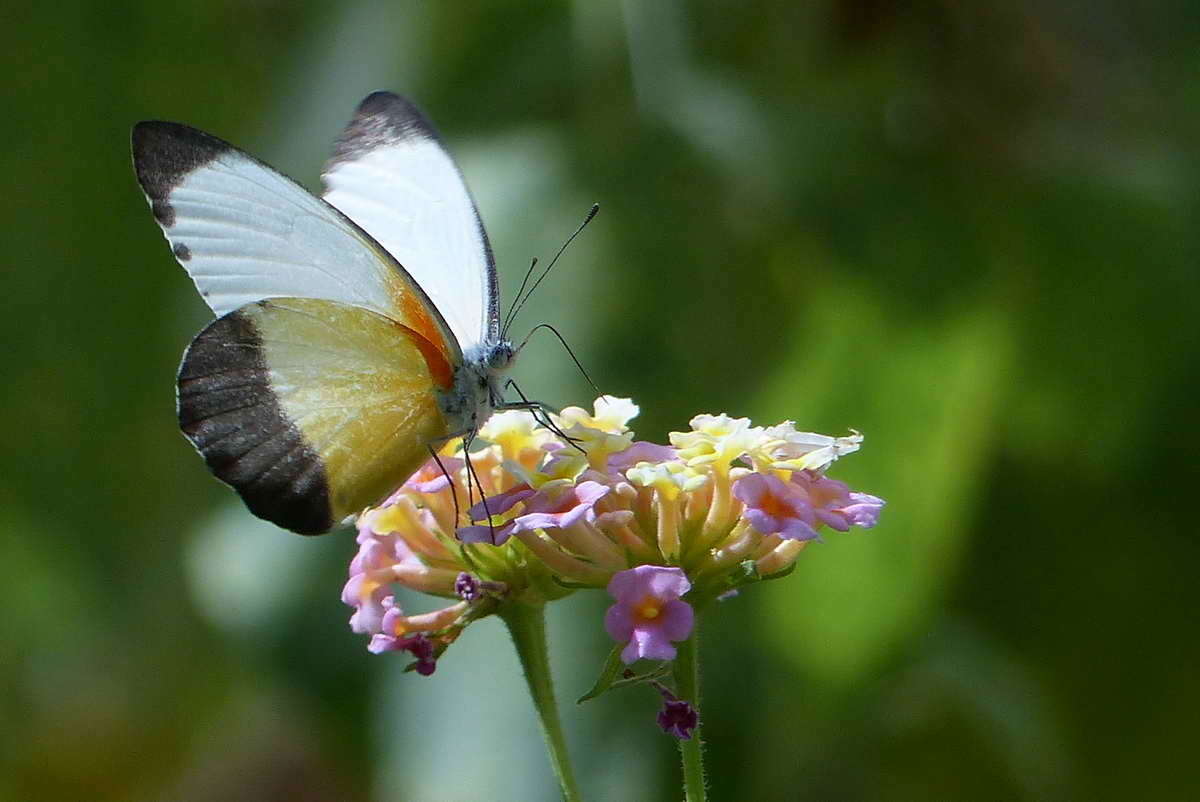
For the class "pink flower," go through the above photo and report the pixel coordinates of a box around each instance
[839,492,885,527]
[455,523,506,545]
[509,481,611,534]
[796,473,885,531]
[343,523,418,634]
[467,484,535,519]
[400,455,465,495]
[341,575,394,635]
[456,484,537,545]
[733,473,819,541]
[607,441,678,471]
[462,481,613,545]
[604,566,694,663]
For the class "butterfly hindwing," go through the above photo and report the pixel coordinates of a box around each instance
[178,298,451,533]
[321,92,499,352]
[132,120,461,370]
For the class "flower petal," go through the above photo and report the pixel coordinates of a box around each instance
[604,603,634,643]
[658,599,695,642]
[626,626,677,662]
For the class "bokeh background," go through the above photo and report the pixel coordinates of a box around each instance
[4,1,1198,799]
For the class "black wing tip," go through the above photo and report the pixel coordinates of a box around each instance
[131,121,233,227]
[358,90,405,110]
[327,91,441,170]
[356,91,438,133]
[131,120,233,175]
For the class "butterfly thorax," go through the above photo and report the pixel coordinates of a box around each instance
[439,339,516,436]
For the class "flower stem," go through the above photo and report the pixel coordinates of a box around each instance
[673,623,708,802]
[500,602,583,802]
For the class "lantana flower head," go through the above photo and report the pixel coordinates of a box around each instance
[342,397,884,680]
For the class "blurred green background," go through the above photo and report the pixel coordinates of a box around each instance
[3,1,1198,799]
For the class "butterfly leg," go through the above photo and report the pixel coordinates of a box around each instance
[498,380,585,451]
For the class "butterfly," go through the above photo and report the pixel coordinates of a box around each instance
[132,92,520,535]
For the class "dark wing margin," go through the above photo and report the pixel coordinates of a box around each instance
[327,91,442,168]
[177,304,335,535]
[131,122,232,228]
[325,91,501,342]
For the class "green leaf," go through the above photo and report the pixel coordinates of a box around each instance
[608,663,671,691]
[576,645,627,704]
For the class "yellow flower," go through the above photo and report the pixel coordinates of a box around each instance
[670,413,764,471]
[479,410,558,468]
[557,396,639,433]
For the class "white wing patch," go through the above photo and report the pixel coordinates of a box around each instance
[169,156,399,318]
[321,92,496,352]
[132,121,461,360]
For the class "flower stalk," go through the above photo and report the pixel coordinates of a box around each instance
[500,602,583,802]
[673,625,707,802]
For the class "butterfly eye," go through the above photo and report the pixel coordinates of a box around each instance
[486,341,515,371]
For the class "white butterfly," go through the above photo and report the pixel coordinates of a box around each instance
[133,92,517,534]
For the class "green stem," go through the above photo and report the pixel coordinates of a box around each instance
[500,602,583,802]
[673,623,707,802]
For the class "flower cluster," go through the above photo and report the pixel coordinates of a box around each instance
[342,398,883,674]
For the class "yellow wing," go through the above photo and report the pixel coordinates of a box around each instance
[177,297,450,534]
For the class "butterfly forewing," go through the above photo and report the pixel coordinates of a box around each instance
[131,120,461,366]
[321,92,500,352]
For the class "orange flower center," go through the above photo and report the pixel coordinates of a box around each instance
[635,596,663,621]
[757,490,792,519]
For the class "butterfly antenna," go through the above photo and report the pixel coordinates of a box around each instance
[519,323,604,400]
[502,257,538,336]
[503,203,599,339]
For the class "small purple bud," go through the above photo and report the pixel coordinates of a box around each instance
[455,572,482,601]
[368,632,439,675]
[404,633,437,676]
[406,634,434,661]
[657,698,699,740]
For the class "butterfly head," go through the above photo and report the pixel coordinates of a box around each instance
[440,338,519,435]
[483,339,517,373]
